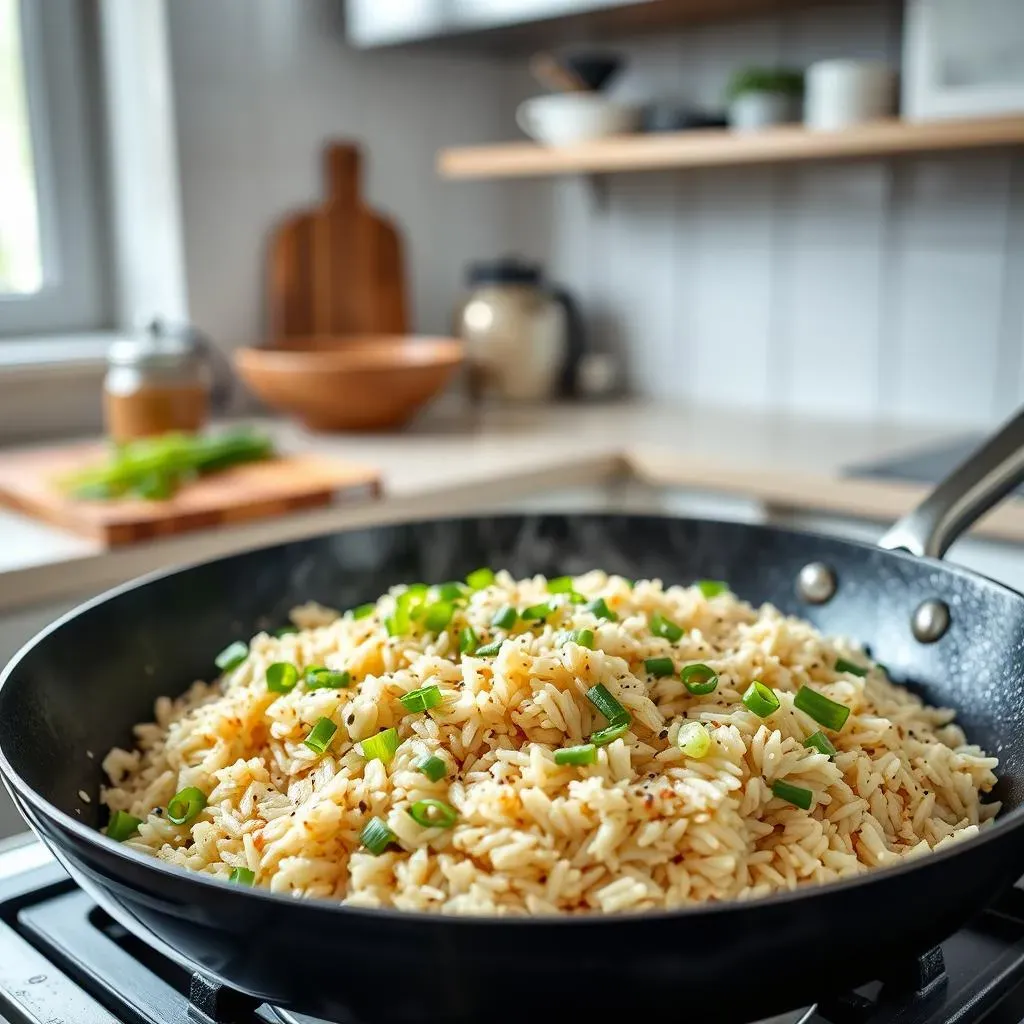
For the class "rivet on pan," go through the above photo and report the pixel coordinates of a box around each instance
[912,599,950,643]
[797,562,836,604]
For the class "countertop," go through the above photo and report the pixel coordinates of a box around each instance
[0,402,1013,614]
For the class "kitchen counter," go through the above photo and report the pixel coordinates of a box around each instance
[0,402,1010,614]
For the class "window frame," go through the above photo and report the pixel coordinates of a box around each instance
[0,0,110,336]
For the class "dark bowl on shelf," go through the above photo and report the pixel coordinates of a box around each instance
[564,52,623,92]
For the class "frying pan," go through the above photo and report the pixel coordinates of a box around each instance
[4,412,1024,1024]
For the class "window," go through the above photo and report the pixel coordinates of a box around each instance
[0,0,109,337]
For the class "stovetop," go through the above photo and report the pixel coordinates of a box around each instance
[5,839,1024,1024]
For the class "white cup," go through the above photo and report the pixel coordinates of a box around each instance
[515,94,639,147]
[805,60,896,130]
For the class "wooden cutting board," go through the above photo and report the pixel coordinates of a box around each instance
[0,443,382,546]
[267,142,408,339]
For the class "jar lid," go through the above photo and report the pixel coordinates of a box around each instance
[107,321,200,369]
[467,257,542,287]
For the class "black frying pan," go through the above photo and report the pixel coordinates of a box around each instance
[4,412,1024,1024]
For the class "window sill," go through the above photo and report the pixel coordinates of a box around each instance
[0,332,123,442]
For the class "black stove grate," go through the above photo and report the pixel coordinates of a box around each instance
[4,861,1024,1024]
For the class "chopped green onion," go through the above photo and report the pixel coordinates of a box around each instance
[587,683,629,726]
[491,605,518,629]
[351,602,376,620]
[742,680,780,718]
[400,583,428,602]
[215,641,248,672]
[266,662,299,693]
[681,663,719,696]
[303,717,338,755]
[397,585,428,621]
[794,685,851,731]
[835,657,868,677]
[696,580,729,598]
[650,612,684,642]
[399,684,443,713]
[474,639,503,657]
[547,576,575,593]
[803,731,838,758]
[554,743,597,766]
[304,667,351,690]
[458,626,478,654]
[423,601,454,632]
[408,798,459,829]
[644,657,675,677]
[360,816,397,855]
[523,601,556,621]
[567,591,587,604]
[416,753,447,782]
[274,625,298,637]
[106,810,143,841]
[229,866,255,885]
[466,567,495,590]
[360,727,400,764]
[562,628,595,650]
[591,721,630,746]
[167,786,207,825]
[434,582,466,602]
[772,779,814,810]
[677,721,711,758]
[583,597,617,621]
[876,662,891,678]
[385,604,411,637]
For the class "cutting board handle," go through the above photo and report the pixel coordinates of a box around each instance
[325,144,360,209]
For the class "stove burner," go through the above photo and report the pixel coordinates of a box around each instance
[3,859,1024,1024]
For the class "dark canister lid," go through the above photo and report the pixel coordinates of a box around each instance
[466,257,542,287]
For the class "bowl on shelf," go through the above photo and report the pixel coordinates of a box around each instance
[234,336,463,431]
[516,93,639,146]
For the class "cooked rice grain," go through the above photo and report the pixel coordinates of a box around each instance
[101,572,999,914]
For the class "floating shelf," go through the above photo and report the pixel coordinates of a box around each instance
[438,115,1024,180]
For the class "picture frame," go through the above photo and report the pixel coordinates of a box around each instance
[902,0,1024,121]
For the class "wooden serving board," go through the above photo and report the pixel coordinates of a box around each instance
[0,443,382,546]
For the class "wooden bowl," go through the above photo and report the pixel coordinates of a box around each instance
[234,336,464,431]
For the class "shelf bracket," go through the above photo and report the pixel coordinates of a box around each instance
[586,174,610,213]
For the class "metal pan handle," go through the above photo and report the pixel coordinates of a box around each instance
[878,407,1024,559]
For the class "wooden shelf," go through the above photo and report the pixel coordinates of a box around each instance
[438,116,1024,180]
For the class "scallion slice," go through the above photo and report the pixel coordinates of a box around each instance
[416,753,447,782]
[474,639,503,657]
[650,612,684,642]
[266,661,299,693]
[803,730,838,758]
[677,721,711,758]
[794,685,850,731]
[696,580,729,598]
[360,727,400,764]
[466,567,495,590]
[434,582,466,602]
[274,625,298,637]
[215,641,248,672]
[167,786,207,826]
[587,683,628,725]
[562,628,595,650]
[408,798,458,829]
[546,576,575,594]
[491,605,517,629]
[399,684,443,714]
[644,657,675,677]
[360,816,397,855]
[835,657,868,677]
[681,663,719,695]
[458,626,478,654]
[303,717,338,755]
[351,602,376,620]
[772,779,814,810]
[591,721,630,746]
[229,866,255,885]
[386,604,411,637]
[523,601,556,621]
[583,597,617,621]
[742,680,780,718]
[305,667,351,690]
[423,601,454,632]
[106,810,143,841]
[554,743,597,766]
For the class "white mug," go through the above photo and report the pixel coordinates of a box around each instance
[516,94,639,147]
[805,60,897,130]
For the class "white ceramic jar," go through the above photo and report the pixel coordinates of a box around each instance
[805,60,897,130]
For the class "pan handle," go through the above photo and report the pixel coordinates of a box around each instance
[878,407,1024,559]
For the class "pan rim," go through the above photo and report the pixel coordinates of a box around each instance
[2,510,1023,929]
